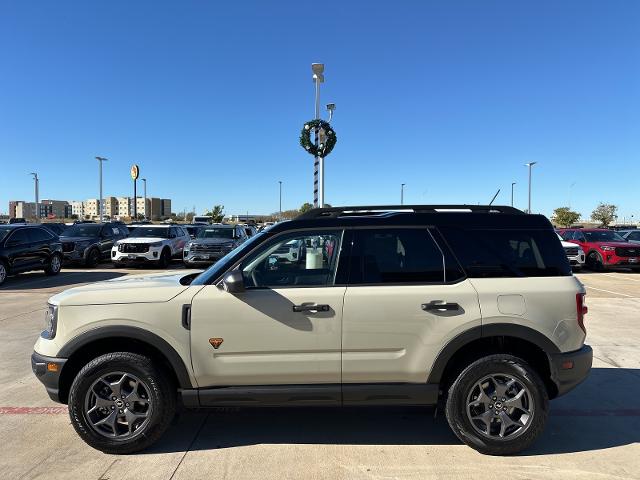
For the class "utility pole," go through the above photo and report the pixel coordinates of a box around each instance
[278,181,282,220]
[511,182,516,207]
[524,162,537,214]
[29,173,39,218]
[95,157,108,222]
[401,183,405,205]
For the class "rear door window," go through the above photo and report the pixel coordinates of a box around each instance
[28,228,53,243]
[348,228,446,284]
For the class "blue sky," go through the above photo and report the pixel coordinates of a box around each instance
[1,1,638,220]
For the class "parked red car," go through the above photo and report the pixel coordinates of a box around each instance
[557,228,640,271]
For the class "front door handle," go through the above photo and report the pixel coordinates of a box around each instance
[422,302,460,311]
[292,304,330,313]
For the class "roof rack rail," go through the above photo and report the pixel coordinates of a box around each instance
[296,204,524,220]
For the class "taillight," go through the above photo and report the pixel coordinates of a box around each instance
[576,293,587,333]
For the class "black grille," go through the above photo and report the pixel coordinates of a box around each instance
[563,247,579,256]
[616,247,640,257]
[119,243,150,253]
[62,242,75,253]
[191,243,228,254]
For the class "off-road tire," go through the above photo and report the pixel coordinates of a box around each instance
[68,352,176,454]
[445,354,548,455]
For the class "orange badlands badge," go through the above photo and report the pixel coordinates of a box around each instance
[209,338,224,349]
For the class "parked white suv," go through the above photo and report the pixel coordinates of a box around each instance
[32,205,592,455]
[111,225,190,268]
[557,233,585,269]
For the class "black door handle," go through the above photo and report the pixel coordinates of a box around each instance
[422,302,460,311]
[292,304,330,313]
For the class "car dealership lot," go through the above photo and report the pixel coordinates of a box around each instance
[1,267,639,479]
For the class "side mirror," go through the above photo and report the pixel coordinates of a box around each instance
[222,270,245,294]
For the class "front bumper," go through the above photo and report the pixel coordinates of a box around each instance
[567,253,585,267]
[112,247,163,264]
[549,344,593,397]
[31,351,67,403]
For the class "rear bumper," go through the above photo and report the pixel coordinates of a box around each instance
[31,351,67,403]
[549,345,592,397]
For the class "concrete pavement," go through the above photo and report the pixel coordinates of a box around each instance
[0,265,639,479]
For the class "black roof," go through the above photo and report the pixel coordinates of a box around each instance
[268,205,552,234]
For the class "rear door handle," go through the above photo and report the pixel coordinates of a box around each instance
[292,304,330,313]
[422,302,460,311]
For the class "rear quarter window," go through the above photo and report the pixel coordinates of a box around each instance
[440,227,571,278]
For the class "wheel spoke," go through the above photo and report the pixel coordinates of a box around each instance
[471,409,494,430]
[498,412,525,437]
[93,410,118,433]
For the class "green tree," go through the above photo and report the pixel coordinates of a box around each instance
[551,207,580,227]
[206,205,225,223]
[591,203,618,227]
[299,202,314,213]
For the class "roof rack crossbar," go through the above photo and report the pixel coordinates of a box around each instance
[297,204,524,219]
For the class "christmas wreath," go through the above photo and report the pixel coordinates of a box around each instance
[299,119,337,157]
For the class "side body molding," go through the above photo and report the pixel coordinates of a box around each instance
[58,326,194,388]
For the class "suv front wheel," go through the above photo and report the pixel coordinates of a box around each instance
[68,352,176,454]
[445,354,548,455]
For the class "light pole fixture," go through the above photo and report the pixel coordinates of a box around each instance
[326,103,336,122]
[142,178,147,220]
[401,183,406,205]
[278,181,282,220]
[29,172,39,218]
[95,157,108,222]
[524,162,537,214]
[312,63,324,208]
[511,182,516,207]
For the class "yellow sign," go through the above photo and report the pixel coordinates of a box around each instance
[130,164,139,181]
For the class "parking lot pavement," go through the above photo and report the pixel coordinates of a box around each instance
[0,268,639,479]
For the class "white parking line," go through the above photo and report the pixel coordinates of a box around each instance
[601,273,640,283]
[581,285,633,298]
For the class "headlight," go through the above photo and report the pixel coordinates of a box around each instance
[42,304,58,339]
[601,246,616,251]
[578,248,585,255]
[184,242,192,251]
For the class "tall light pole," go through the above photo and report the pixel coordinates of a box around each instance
[401,183,406,205]
[29,172,39,218]
[511,182,516,207]
[568,182,576,209]
[278,181,282,220]
[524,162,537,214]
[312,63,324,208]
[95,157,108,222]
[142,178,147,220]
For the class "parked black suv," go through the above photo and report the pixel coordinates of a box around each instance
[0,225,63,286]
[59,223,129,267]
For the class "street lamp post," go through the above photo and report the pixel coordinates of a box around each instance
[312,63,324,208]
[511,182,516,207]
[524,162,537,214]
[278,181,282,220]
[29,172,39,218]
[95,157,108,222]
[142,178,147,220]
[401,183,405,205]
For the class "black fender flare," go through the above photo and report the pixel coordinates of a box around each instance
[58,325,193,388]
[427,323,560,384]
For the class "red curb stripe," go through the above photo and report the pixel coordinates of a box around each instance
[0,407,67,414]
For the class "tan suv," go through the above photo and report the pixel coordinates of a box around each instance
[32,205,592,455]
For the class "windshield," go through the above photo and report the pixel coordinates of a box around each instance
[0,227,12,242]
[128,227,169,238]
[192,232,265,285]
[197,228,234,239]
[584,231,626,242]
[62,224,102,237]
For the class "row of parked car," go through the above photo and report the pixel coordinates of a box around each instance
[557,228,640,271]
[0,221,262,286]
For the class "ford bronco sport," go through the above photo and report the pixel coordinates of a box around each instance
[32,205,592,455]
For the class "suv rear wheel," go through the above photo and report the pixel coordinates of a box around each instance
[68,352,176,454]
[44,253,62,276]
[0,260,7,286]
[445,354,548,455]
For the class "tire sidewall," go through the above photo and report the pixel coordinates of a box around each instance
[0,260,7,285]
[46,253,62,275]
[588,251,604,271]
[445,354,548,455]
[158,248,170,268]
[68,353,175,454]
[86,248,100,267]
